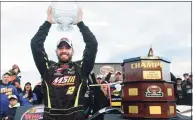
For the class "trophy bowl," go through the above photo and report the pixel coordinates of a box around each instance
[50,2,80,32]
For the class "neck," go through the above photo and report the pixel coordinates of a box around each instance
[11,104,15,107]
[59,61,69,64]
[2,82,8,85]
[9,103,19,108]
[103,90,108,96]
[59,59,72,64]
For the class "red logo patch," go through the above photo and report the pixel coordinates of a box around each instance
[145,85,163,97]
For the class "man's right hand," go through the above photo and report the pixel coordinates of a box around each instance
[47,6,54,24]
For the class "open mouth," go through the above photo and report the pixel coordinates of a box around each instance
[61,54,67,57]
[26,87,30,90]
[60,54,68,57]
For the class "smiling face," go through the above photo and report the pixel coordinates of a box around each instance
[2,74,10,84]
[25,84,31,91]
[56,42,73,63]
[115,73,122,81]
[102,84,108,91]
[9,99,18,107]
[14,81,20,88]
[101,81,108,94]
[96,78,103,84]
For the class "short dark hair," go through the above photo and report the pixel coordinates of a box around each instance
[25,82,31,86]
[176,78,182,81]
[96,77,102,79]
[189,75,192,78]
[116,72,121,75]
[3,72,11,76]
[183,73,189,77]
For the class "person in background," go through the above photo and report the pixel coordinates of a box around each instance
[0,73,19,120]
[8,64,21,84]
[182,74,192,105]
[176,78,183,105]
[12,81,22,94]
[94,80,110,120]
[33,82,43,104]
[87,72,110,120]
[170,72,177,98]
[19,82,37,106]
[2,95,20,120]
[188,74,192,82]
[182,73,189,86]
[114,71,122,82]
[100,81,110,102]
[91,71,112,84]
[96,75,103,84]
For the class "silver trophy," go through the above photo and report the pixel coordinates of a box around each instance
[50,2,79,32]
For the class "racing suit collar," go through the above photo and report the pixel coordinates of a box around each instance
[58,61,73,67]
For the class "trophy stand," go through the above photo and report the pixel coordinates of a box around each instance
[121,47,177,120]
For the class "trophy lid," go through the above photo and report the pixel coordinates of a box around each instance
[123,46,171,64]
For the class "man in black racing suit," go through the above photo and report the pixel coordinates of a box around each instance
[30,7,98,120]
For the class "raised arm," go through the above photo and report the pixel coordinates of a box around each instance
[105,72,112,83]
[30,21,52,76]
[77,8,98,78]
[30,7,54,77]
[90,71,97,84]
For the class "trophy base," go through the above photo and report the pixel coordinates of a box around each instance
[121,116,178,120]
[121,101,176,119]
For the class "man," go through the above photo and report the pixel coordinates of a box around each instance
[31,7,98,120]
[114,71,122,82]
[182,74,192,105]
[87,72,110,120]
[0,73,19,119]
[182,73,189,86]
[175,78,183,104]
[33,82,43,104]
[96,75,103,84]
[12,80,22,94]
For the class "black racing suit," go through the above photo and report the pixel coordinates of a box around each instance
[31,21,98,120]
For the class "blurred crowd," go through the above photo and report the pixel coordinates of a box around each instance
[0,64,43,120]
[0,64,192,120]
[175,73,192,105]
